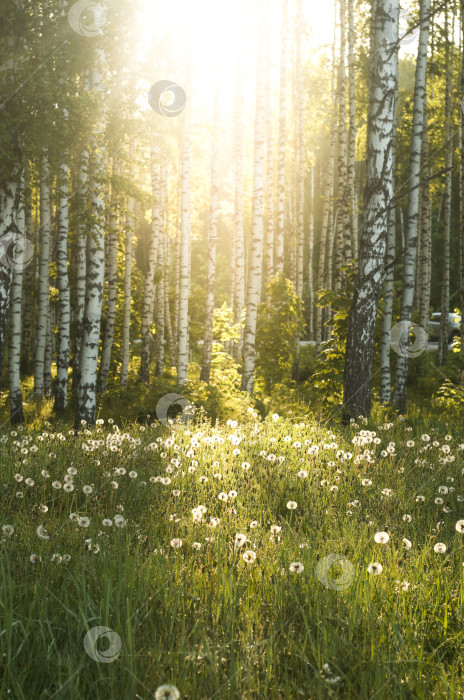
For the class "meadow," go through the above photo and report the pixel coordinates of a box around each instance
[1,405,464,699]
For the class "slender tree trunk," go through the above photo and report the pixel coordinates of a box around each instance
[164,178,174,366]
[8,171,25,423]
[419,113,432,332]
[296,0,305,301]
[265,41,274,287]
[73,147,88,392]
[54,159,71,411]
[139,147,160,384]
[334,0,350,292]
[343,0,399,419]
[461,0,464,359]
[379,47,399,404]
[74,59,106,427]
[233,51,245,360]
[121,144,135,388]
[21,178,35,373]
[177,121,191,386]
[241,1,266,393]
[308,166,315,339]
[34,152,51,399]
[438,8,452,367]
[274,0,288,274]
[347,0,358,260]
[155,162,167,376]
[393,0,431,409]
[97,167,118,392]
[200,89,220,383]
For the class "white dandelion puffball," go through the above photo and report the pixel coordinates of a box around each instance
[287,501,297,510]
[455,520,464,533]
[83,485,93,494]
[367,562,383,575]
[154,685,180,700]
[402,538,412,550]
[234,533,247,548]
[434,543,447,554]
[78,517,90,528]
[2,524,14,536]
[37,525,50,540]
[289,562,304,574]
[374,531,389,544]
[170,538,182,548]
[242,550,256,564]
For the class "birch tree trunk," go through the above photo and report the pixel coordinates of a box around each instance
[164,179,174,366]
[334,0,349,293]
[155,162,167,376]
[74,57,106,428]
[461,0,464,358]
[233,51,245,360]
[241,2,266,393]
[347,0,358,260]
[379,37,399,404]
[296,0,305,301]
[121,144,135,388]
[34,152,51,399]
[73,148,88,392]
[274,0,288,274]
[343,0,399,419]
[8,171,25,424]
[438,8,452,367]
[54,159,71,412]
[418,113,432,332]
[139,146,160,384]
[393,0,432,409]
[308,165,314,339]
[200,89,220,383]
[177,121,191,386]
[21,178,35,373]
[265,42,274,287]
[97,167,118,392]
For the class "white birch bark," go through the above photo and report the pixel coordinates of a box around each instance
[274,0,288,274]
[233,50,245,360]
[139,146,160,383]
[97,164,118,392]
[8,171,25,423]
[241,2,266,393]
[155,162,167,376]
[177,121,191,385]
[54,158,70,412]
[73,147,88,391]
[74,55,106,427]
[200,89,220,383]
[34,152,51,399]
[308,165,315,339]
[393,0,431,409]
[121,143,135,388]
[343,0,399,419]
[296,0,305,300]
[347,0,358,260]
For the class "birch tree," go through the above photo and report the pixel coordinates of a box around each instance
[233,49,245,360]
[393,0,431,409]
[343,0,399,419]
[274,0,288,274]
[74,54,106,428]
[121,145,135,388]
[200,89,220,383]
[34,152,51,399]
[155,162,167,376]
[54,158,71,412]
[97,165,119,392]
[8,172,25,423]
[177,121,191,385]
[241,1,266,393]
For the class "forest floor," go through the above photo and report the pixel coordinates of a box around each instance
[1,408,464,699]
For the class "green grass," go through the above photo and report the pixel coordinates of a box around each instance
[1,409,464,698]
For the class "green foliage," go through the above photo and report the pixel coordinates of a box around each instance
[309,267,356,413]
[256,275,305,392]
